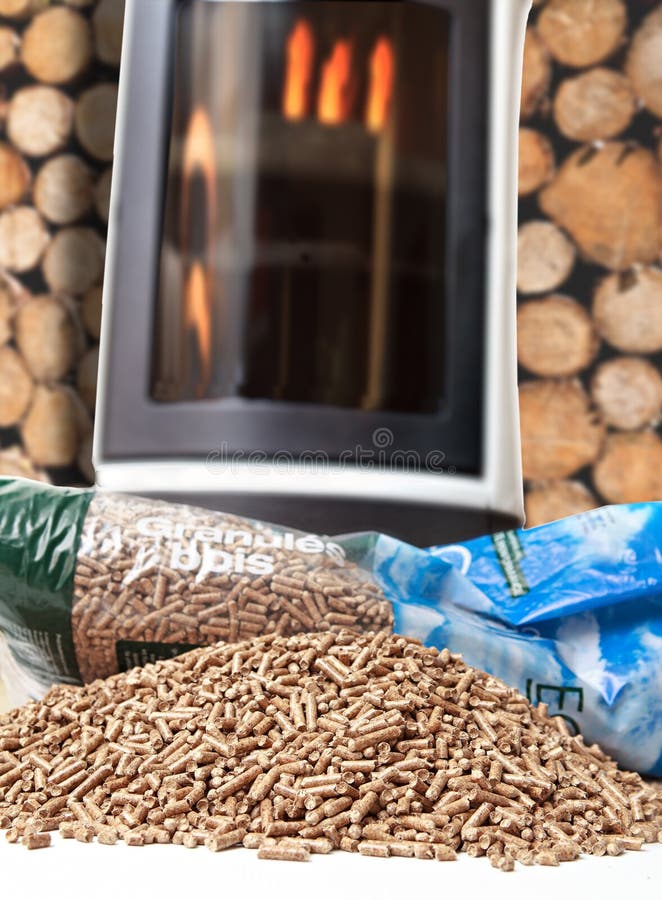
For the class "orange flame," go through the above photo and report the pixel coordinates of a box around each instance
[366,37,394,133]
[283,19,315,121]
[181,106,216,398]
[317,39,353,125]
[182,106,216,251]
[184,261,212,399]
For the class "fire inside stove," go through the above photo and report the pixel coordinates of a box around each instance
[152,1,450,413]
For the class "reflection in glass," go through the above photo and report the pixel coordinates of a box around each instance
[152,1,450,413]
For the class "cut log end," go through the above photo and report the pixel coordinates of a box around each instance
[0,206,50,273]
[0,282,16,346]
[626,6,662,119]
[0,445,48,483]
[93,0,124,67]
[538,0,627,68]
[593,267,662,354]
[539,143,662,272]
[594,431,662,504]
[553,68,636,142]
[0,0,47,20]
[20,6,93,85]
[520,379,605,481]
[15,295,83,383]
[525,480,598,528]
[591,357,662,431]
[517,295,599,377]
[0,345,33,427]
[0,26,20,71]
[518,128,555,197]
[517,221,576,295]
[520,27,551,121]
[7,86,74,157]
[34,154,93,225]
[42,227,105,295]
[0,141,31,210]
[75,83,118,163]
[21,385,85,468]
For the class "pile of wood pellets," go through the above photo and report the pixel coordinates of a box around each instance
[2,630,661,869]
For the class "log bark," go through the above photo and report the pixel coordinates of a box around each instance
[517,295,598,377]
[0,0,47,19]
[525,480,598,528]
[15,295,83,382]
[81,284,102,340]
[518,128,555,196]
[0,345,33,427]
[594,431,662,504]
[0,26,19,70]
[626,6,662,119]
[519,379,605,481]
[553,68,636,142]
[591,357,662,431]
[517,220,575,295]
[93,166,112,224]
[93,0,124,67]
[77,346,98,413]
[7,85,74,157]
[520,27,551,121]
[0,206,49,273]
[74,83,118,162]
[21,385,83,468]
[0,141,31,210]
[593,267,662,354]
[33,154,93,225]
[537,0,627,68]
[20,6,92,85]
[539,143,662,271]
[42,227,104,294]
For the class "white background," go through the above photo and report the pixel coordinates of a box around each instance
[1,837,662,900]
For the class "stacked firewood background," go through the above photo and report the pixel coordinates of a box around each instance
[1,0,661,527]
[0,0,122,486]
[519,0,662,526]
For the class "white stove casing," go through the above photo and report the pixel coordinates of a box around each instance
[94,0,530,544]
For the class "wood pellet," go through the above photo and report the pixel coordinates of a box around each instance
[71,493,393,680]
[1,629,661,869]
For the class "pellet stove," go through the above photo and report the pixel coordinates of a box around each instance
[95,0,530,546]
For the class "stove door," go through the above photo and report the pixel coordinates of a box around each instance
[153,0,448,419]
[100,0,490,475]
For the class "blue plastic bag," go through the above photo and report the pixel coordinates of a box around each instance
[421,504,662,776]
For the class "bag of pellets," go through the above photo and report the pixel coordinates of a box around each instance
[425,503,662,776]
[0,476,475,707]
[5,475,662,778]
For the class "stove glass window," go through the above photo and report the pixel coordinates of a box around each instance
[152,0,450,413]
